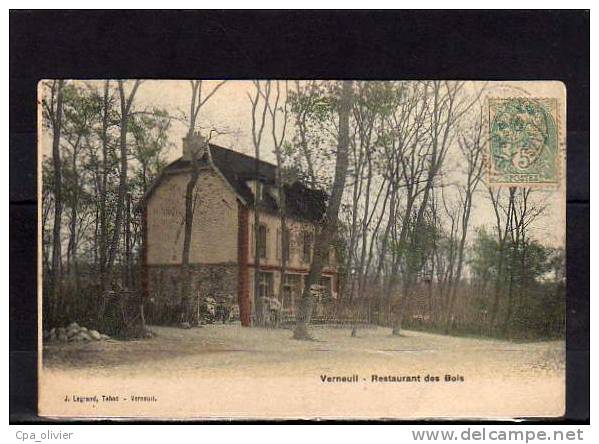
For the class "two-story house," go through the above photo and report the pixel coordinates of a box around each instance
[141,136,339,326]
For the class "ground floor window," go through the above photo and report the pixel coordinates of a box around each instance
[282,273,302,312]
[302,231,313,263]
[318,276,332,301]
[257,271,273,299]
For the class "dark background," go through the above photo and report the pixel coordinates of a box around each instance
[9,10,589,423]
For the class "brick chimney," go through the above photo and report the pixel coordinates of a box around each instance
[182,132,206,161]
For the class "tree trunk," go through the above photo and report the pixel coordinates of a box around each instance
[99,80,110,287]
[248,80,270,326]
[50,80,65,318]
[253,181,264,327]
[100,81,141,333]
[66,139,80,292]
[385,194,415,335]
[178,81,227,325]
[104,80,140,293]
[180,148,200,324]
[277,194,288,328]
[293,80,353,340]
[445,195,470,334]
[488,188,515,330]
[125,192,132,288]
[392,274,412,335]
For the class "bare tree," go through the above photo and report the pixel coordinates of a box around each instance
[436,185,460,320]
[61,85,102,294]
[487,186,516,327]
[268,80,290,322]
[382,82,431,334]
[367,94,419,324]
[292,80,319,187]
[504,188,547,334]
[445,110,486,333]
[43,80,66,317]
[390,81,483,335]
[486,186,547,333]
[345,82,390,306]
[98,81,113,288]
[179,80,227,324]
[293,80,354,340]
[248,80,271,326]
[104,80,142,293]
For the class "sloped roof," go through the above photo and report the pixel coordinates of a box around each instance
[159,144,327,223]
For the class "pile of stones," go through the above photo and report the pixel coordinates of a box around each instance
[44,322,111,343]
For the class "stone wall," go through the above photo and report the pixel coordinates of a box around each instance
[145,263,239,324]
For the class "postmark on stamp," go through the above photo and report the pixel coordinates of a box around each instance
[487,97,560,187]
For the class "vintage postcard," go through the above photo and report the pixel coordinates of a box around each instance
[38,80,566,419]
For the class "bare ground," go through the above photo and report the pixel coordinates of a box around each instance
[43,324,564,379]
[40,324,565,418]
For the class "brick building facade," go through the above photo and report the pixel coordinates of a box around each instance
[142,140,339,326]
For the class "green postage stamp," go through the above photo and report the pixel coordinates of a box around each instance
[488,97,560,186]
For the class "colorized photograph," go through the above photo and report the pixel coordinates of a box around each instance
[38,80,566,419]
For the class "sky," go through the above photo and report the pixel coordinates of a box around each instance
[40,80,567,247]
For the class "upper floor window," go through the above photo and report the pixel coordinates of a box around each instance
[277,228,291,262]
[302,231,313,263]
[257,224,267,259]
[323,245,330,265]
[282,228,290,262]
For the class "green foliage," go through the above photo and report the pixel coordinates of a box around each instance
[470,227,558,286]
[469,228,500,283]
[286,81,342,188]
[290,87,335,122]
[128,108,172,200]
[403,209,438,275]
[353,81,403,120]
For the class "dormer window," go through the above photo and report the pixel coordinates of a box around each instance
[247,180,265,204]
[257,183,264,202]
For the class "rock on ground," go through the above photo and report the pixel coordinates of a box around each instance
[45,323,110,343]
[71,331,92,342]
